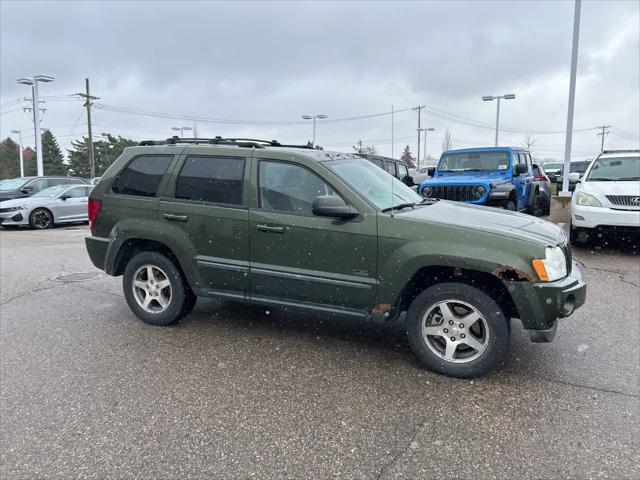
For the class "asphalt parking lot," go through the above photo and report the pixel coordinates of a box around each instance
[1,225,638,479]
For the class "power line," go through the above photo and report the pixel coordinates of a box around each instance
[596,124,611,151]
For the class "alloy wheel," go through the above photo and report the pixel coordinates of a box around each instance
[132,265,172,313]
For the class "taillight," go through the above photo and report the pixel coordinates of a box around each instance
[88,199,102,230]
[534,175,549,182]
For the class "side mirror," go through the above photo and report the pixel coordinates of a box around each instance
[60,194,70,201]
[20,186,33,194]
[427,167,435,177]
[403,176,414,187]
[568,172,580,183]
[514,163,527,176]
[312,195,359,220]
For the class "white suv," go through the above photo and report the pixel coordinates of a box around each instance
[571,150,640,244]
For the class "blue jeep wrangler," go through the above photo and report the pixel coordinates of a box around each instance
[418,147,539,214]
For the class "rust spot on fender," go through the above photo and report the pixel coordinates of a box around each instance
[373,303,392,315]
[492,265,535,282]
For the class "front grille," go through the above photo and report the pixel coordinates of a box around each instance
[606,195,640,207]
[429,185,482,202]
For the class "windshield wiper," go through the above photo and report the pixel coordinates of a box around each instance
[588,177,616,181]
[382,198,437,213]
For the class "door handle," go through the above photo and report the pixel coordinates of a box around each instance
[256,224,285,233]
[163,213,189,222]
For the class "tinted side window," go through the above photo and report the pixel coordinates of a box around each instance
[111,155,172,197]
[27,178,49,192]
[259,161,338,216]
[386,162,397,176]
[397,163,408,178]
[532,165,541,176]
[65,186,87,198]
[370,158,384,168]
[526,153,533,171]
[175,156,245,205]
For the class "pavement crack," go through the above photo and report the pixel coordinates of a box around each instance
[507,371,639,399]
[574,260,639,288]
[375,422,423,480]
[0,282,63,306]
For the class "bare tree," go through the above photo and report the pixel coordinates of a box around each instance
[441,129,453,151]
[352,140,377,155]
[522,133,536,153]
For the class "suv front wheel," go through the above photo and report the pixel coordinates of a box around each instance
[406,283,510,378]
[123,251,196,326]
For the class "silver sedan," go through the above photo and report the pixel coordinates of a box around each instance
[0,184,92,229]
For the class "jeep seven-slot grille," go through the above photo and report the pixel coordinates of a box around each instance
[606,195,640,207]
[430,185,479,202]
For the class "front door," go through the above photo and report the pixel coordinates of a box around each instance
[159,149,251,296]
[512,153,532,210]
[54,185,90,221]
[249,159,377,311]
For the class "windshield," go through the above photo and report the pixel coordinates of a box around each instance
[32,185,69,198]
[0,178,29,191]
[438,152,510,172]
[324,158,421,211]
[544,163,563,170]
[568,162,590,174]
[587,156,640,181]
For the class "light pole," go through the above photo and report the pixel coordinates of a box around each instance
[10,130,25,177]
[17,75,55,176]
[482,93,515,146]
[171,126,193,138]
[301,114,328,147]
[417,127,435,166]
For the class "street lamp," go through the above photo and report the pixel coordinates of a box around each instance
[17,75,55,176]
[171,126,192,138]
[301,114,328,147]
[10,130,25,177]
[482,93,516,146]
[417,128,435,167]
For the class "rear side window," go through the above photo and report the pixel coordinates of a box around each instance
[532,165,541,176]
[175,156,245,205]
[111,155,172,197]
[386,162,397,176]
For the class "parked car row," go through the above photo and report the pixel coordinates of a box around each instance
[0,176,93,229]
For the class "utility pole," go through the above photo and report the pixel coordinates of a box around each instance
[412,105,425,168]
[391,105,394,159]
[561,0,581,196]
[597,125,611,152]
[75,78,99,178]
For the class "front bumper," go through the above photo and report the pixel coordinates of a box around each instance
[572,204,640,229]
[0,211,27,226]
[507,262,587,343]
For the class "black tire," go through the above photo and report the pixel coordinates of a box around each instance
[544,200,551,216]
[504,199,516,211]
[122,251,196,326]
[406,282,510,378]
[528,195,541,216]
[29,208,54,229]
[570,222,590,246]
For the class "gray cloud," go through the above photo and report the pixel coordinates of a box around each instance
[1,0,638,160]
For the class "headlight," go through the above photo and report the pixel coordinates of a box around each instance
[473,185,486,198]
[422,186,433,198]
[576,191,602,207]
[532,247,567,282]
[1,206,26,212]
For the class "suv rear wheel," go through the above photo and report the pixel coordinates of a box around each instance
[406,283,510,378]
[123,251,196,326]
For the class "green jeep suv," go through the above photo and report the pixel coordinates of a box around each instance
[85,137,586,378]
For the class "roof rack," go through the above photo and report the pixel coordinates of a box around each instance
[138,136,314,149]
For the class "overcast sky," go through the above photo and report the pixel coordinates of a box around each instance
[1,0,639,163]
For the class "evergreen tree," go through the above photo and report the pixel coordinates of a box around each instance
[41,130,68,175]
[401,145,415,167]
[0,138,20,180]
[68,134,137,178]
[352,140,377,155]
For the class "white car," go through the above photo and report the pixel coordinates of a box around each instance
[0,184,92,229]
[571,150,640,244]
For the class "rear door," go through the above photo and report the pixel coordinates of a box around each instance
[248,155,378,311]
[159,147,251,297]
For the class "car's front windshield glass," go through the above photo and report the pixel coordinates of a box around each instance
[568,162,590,174]
[438,152,510,172]
[32,185,68,198]
[0,178,28,191]
[587,156,640,181]
[324,158,421,211]
[544,163,563,170]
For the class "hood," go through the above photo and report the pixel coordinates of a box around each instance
[580,180,640,197]
[398,200,566,246]
[422,171,511,186]
[0,190,26,201]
